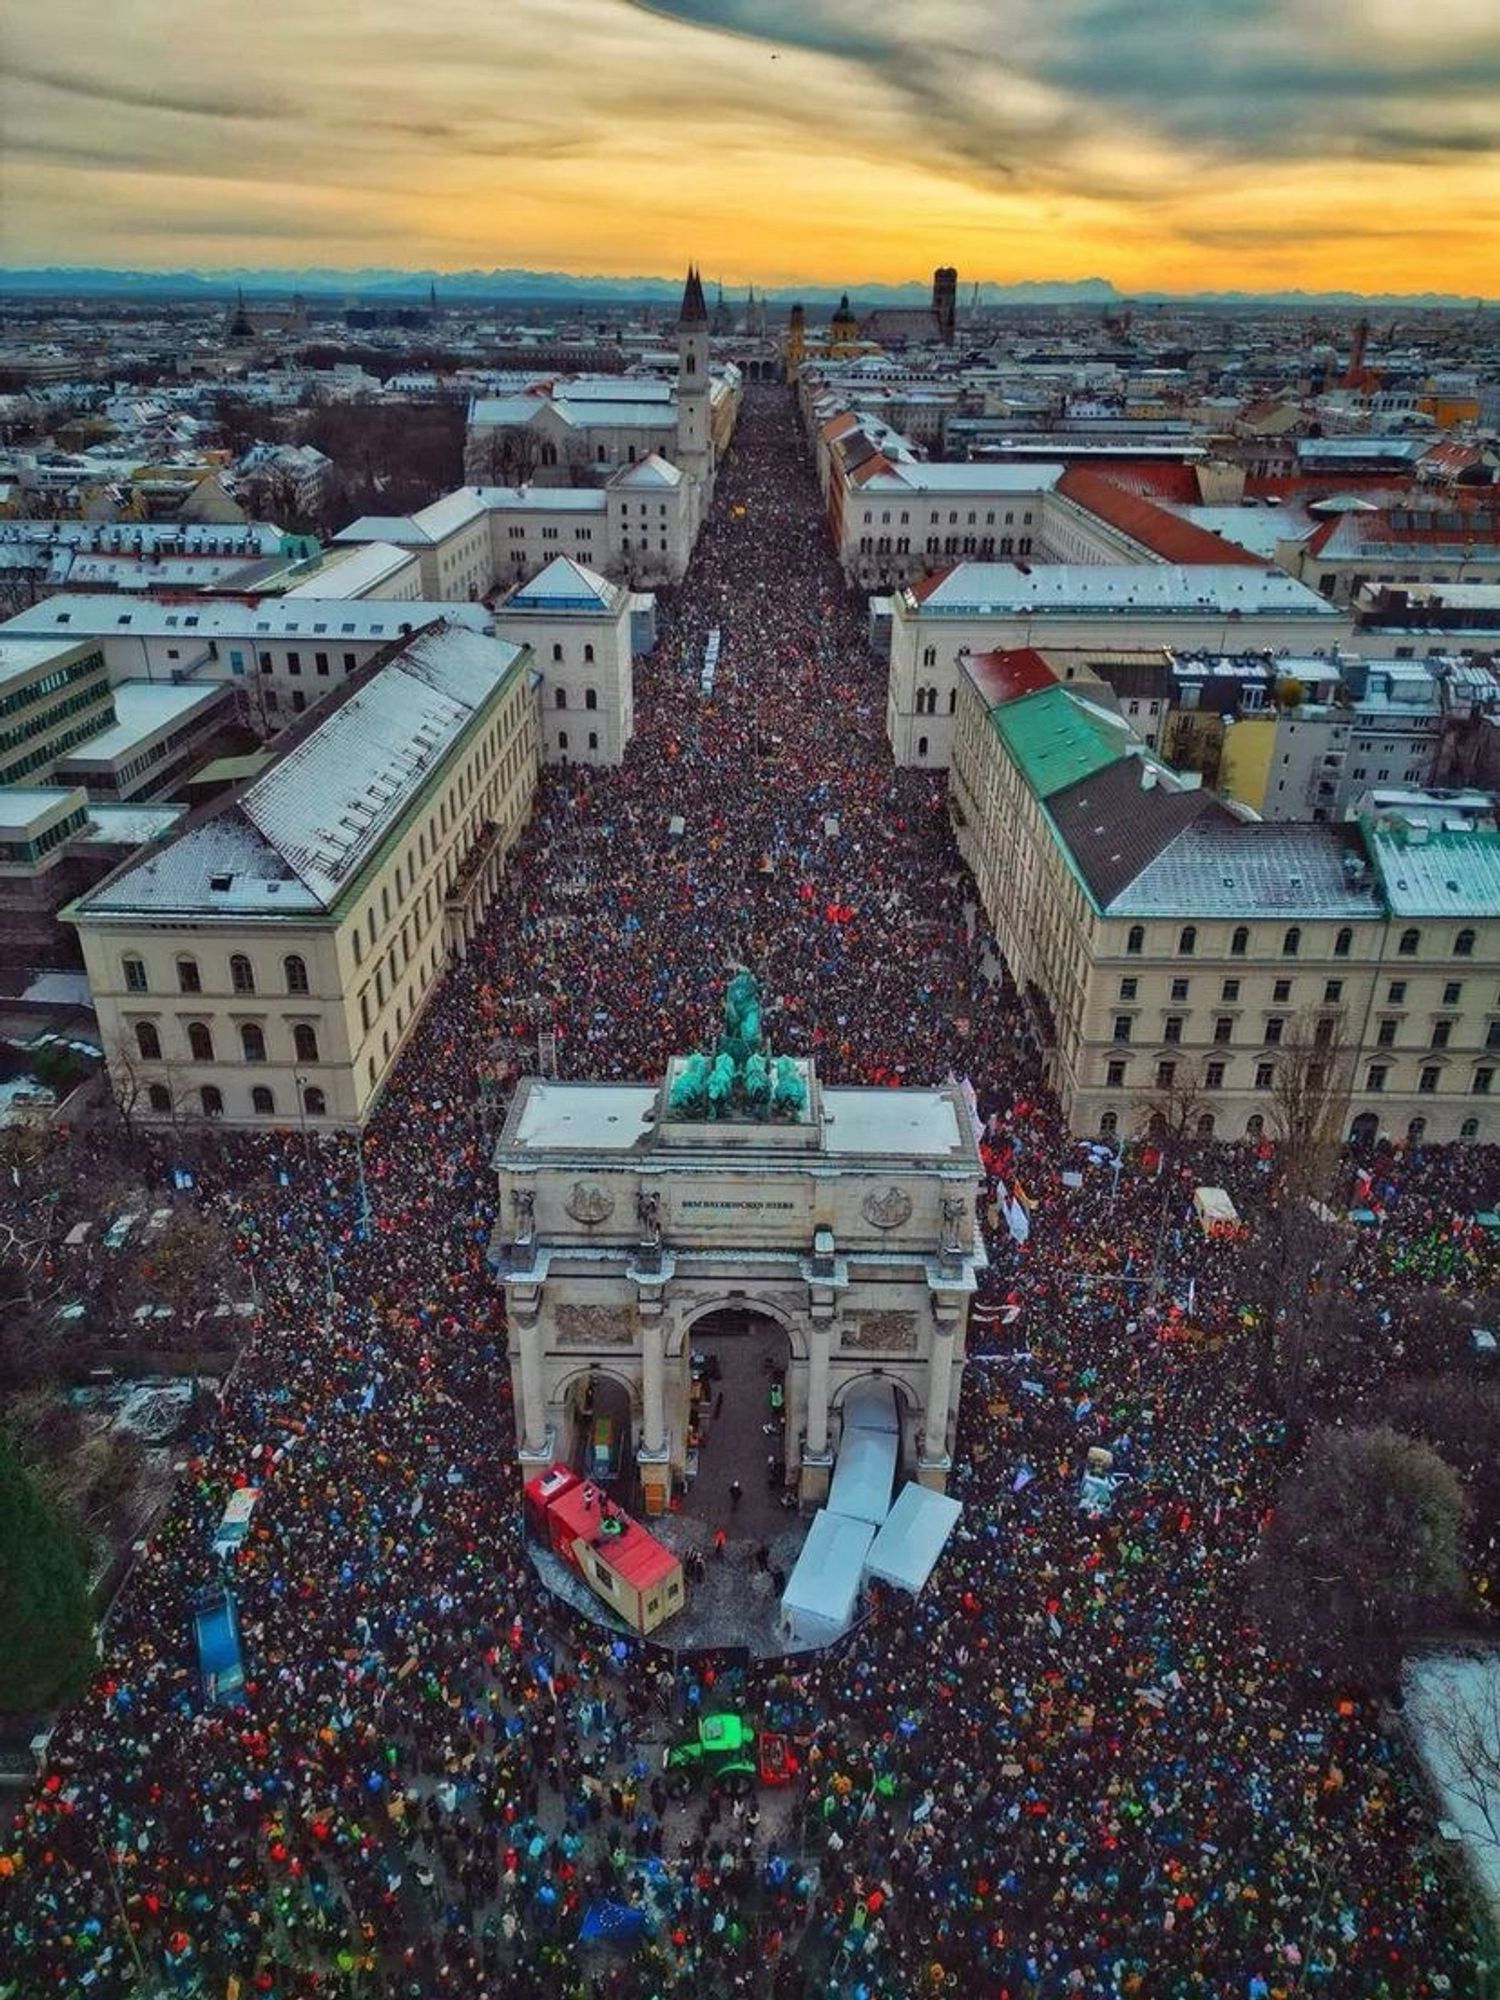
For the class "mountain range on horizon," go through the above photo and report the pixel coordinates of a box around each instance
[0,266,1492,313]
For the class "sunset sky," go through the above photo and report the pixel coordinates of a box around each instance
[2,0,1497,292]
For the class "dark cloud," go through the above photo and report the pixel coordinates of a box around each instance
[1,57,292,120]
[621,0,1500,175]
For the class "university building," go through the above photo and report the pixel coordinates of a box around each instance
[950,656,1500,1146]
[66,622,540,1128]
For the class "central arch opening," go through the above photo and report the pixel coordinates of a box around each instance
[686,1307,794,1538]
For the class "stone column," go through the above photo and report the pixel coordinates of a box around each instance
[641,1321,666,1456]
[798,1323,834,1508]
[518,1319,547,1454]
[919,1323,956,1489]
[805,1325,830,1455]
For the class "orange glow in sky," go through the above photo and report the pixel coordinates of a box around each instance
[2,0,1497,294]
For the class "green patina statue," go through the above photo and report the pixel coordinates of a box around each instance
[772,1053,807,1118]
[666,972,808,1122]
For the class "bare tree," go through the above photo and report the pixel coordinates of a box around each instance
[1407,1660,1500,1857]
[1270,1007,1354,1204]
[1131,1053,1215,1154]
[1238,1199,1358,1424]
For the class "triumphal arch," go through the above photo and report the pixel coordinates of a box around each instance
[491,975,984,1511]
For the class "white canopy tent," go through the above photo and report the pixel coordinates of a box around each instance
[780,1510,876,1649]
[864,1482,962,1594]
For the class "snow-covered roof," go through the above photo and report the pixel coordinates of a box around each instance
[1,594,487,646]
[610,454,683,490]
[503,556,619,614]
[72,623,526,921]
[905,563,1339,619]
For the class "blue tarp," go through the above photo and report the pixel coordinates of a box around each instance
[193,1586,245,1704]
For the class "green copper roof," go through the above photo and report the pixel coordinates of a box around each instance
[990,687,1131,799]
[1363,821,1500,917]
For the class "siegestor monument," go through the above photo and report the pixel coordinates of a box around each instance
[490,974,985,1512]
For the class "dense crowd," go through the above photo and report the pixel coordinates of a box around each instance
[2,389,1497,1998]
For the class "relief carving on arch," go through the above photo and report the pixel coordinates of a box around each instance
[554,1304,636,1347]
[840,1310,918,1352]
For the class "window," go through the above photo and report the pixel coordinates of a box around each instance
[1367,1064,1388,1093]
[1255,1062,1275,1090]
[148,1084,171,1114]
[1419,1066,1439,1095]
[284,955,309,995]
[177,956,201,995]
[1265,1017,1285,1046]
[1334,927,1352,959]
[1282,926,1301,958]
[1443,981,1463,1007]
[123,955,147,993]
[1196,1113,1215,1138]
[1170,977,1190,1002]
[1221,978,1240,1003]
[1164,1016,1184,1045]
[916,736,927,758]
[1387,980,1406,1005]
[1206,1060,1226,1089]
[1155,1060,1177,1089]
[559,732,569,753]
[1324,980,1343,1004]
[199,1085,223,1118]
[1475,1070,1494,1096]
[135,1021,161,1061]
[188,1022,214,1062]
[1126,926,1144,956]
[304,1085,327,1117]
[1230,926,1249,958]
[230,953,255,995]
[588,732,598,752]
[1273,979,1292,1004]
[1431,1020,1453,1050]
[1119,977,1138,1001]
[1106,1059,1126,1087]
[240,1023,267,1064]
[1456,928,1476,958]
[1113,1015,1133,1044]
[1408,1116,1427,1142]
[1099,1111,1119,1137]
[1398,928,1420,957]
[1214,1017,1233,1044]
[251,1085,275,1115]
[293,1024,319,1063]
[922,646,937,668]
[1374,1018,1397,1049]
[1489,1020,1500,1050]
[1178,926,1196,956]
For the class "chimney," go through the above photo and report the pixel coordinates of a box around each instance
[1140,764,1158,791]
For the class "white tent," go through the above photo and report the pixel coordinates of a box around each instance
[864,1482,962,1594]
[841,1380,900,1435]
[781,1510,876,1649]
[827,1423,897,1528]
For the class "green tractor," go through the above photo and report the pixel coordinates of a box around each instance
[662,1711,759,1798]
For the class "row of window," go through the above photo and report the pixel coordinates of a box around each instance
[1095,1107,1484,1144]
[554,688,599,710]
[1104,1052,1495,1097]
[1121,972,1492,1011]
[125,951,310,997]
[1126,923,1478,961]
[133,1019,320,1065]
[145,1081,327,1120]
[0,652,104,721]
[863,508,1034,529]
[914,687,958,717]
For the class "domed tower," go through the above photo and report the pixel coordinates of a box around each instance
[785,301,806,381]
[829,292,858,348]
[675,266,713,505]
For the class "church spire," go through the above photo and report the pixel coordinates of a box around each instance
[677,265,709,328]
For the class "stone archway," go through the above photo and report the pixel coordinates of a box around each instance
[677,1305,797,1531]
[829,1370,921,1479]
[551,1363,641,1489]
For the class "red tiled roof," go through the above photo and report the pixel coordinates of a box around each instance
[964,647,1057,707]
[1071,459,1202,504]
[908,566,956,603]
[1057,467,1263,566]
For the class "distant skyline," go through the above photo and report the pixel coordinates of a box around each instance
[2,0,1498,294]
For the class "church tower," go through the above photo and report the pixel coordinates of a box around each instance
[675,267,714,511]
[785,301,806,382]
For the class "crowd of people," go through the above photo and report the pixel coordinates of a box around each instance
[2,388,1497,1997]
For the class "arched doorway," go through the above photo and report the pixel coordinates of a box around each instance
[1349,1111,1379,1147]
[559,1367,637,1495]
[684,1306,793,1536]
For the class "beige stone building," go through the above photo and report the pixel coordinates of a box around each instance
[951,658,1500,1146]
[66,622,540,1128]
[491,1059,984,1513]
[491,557,635,767]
